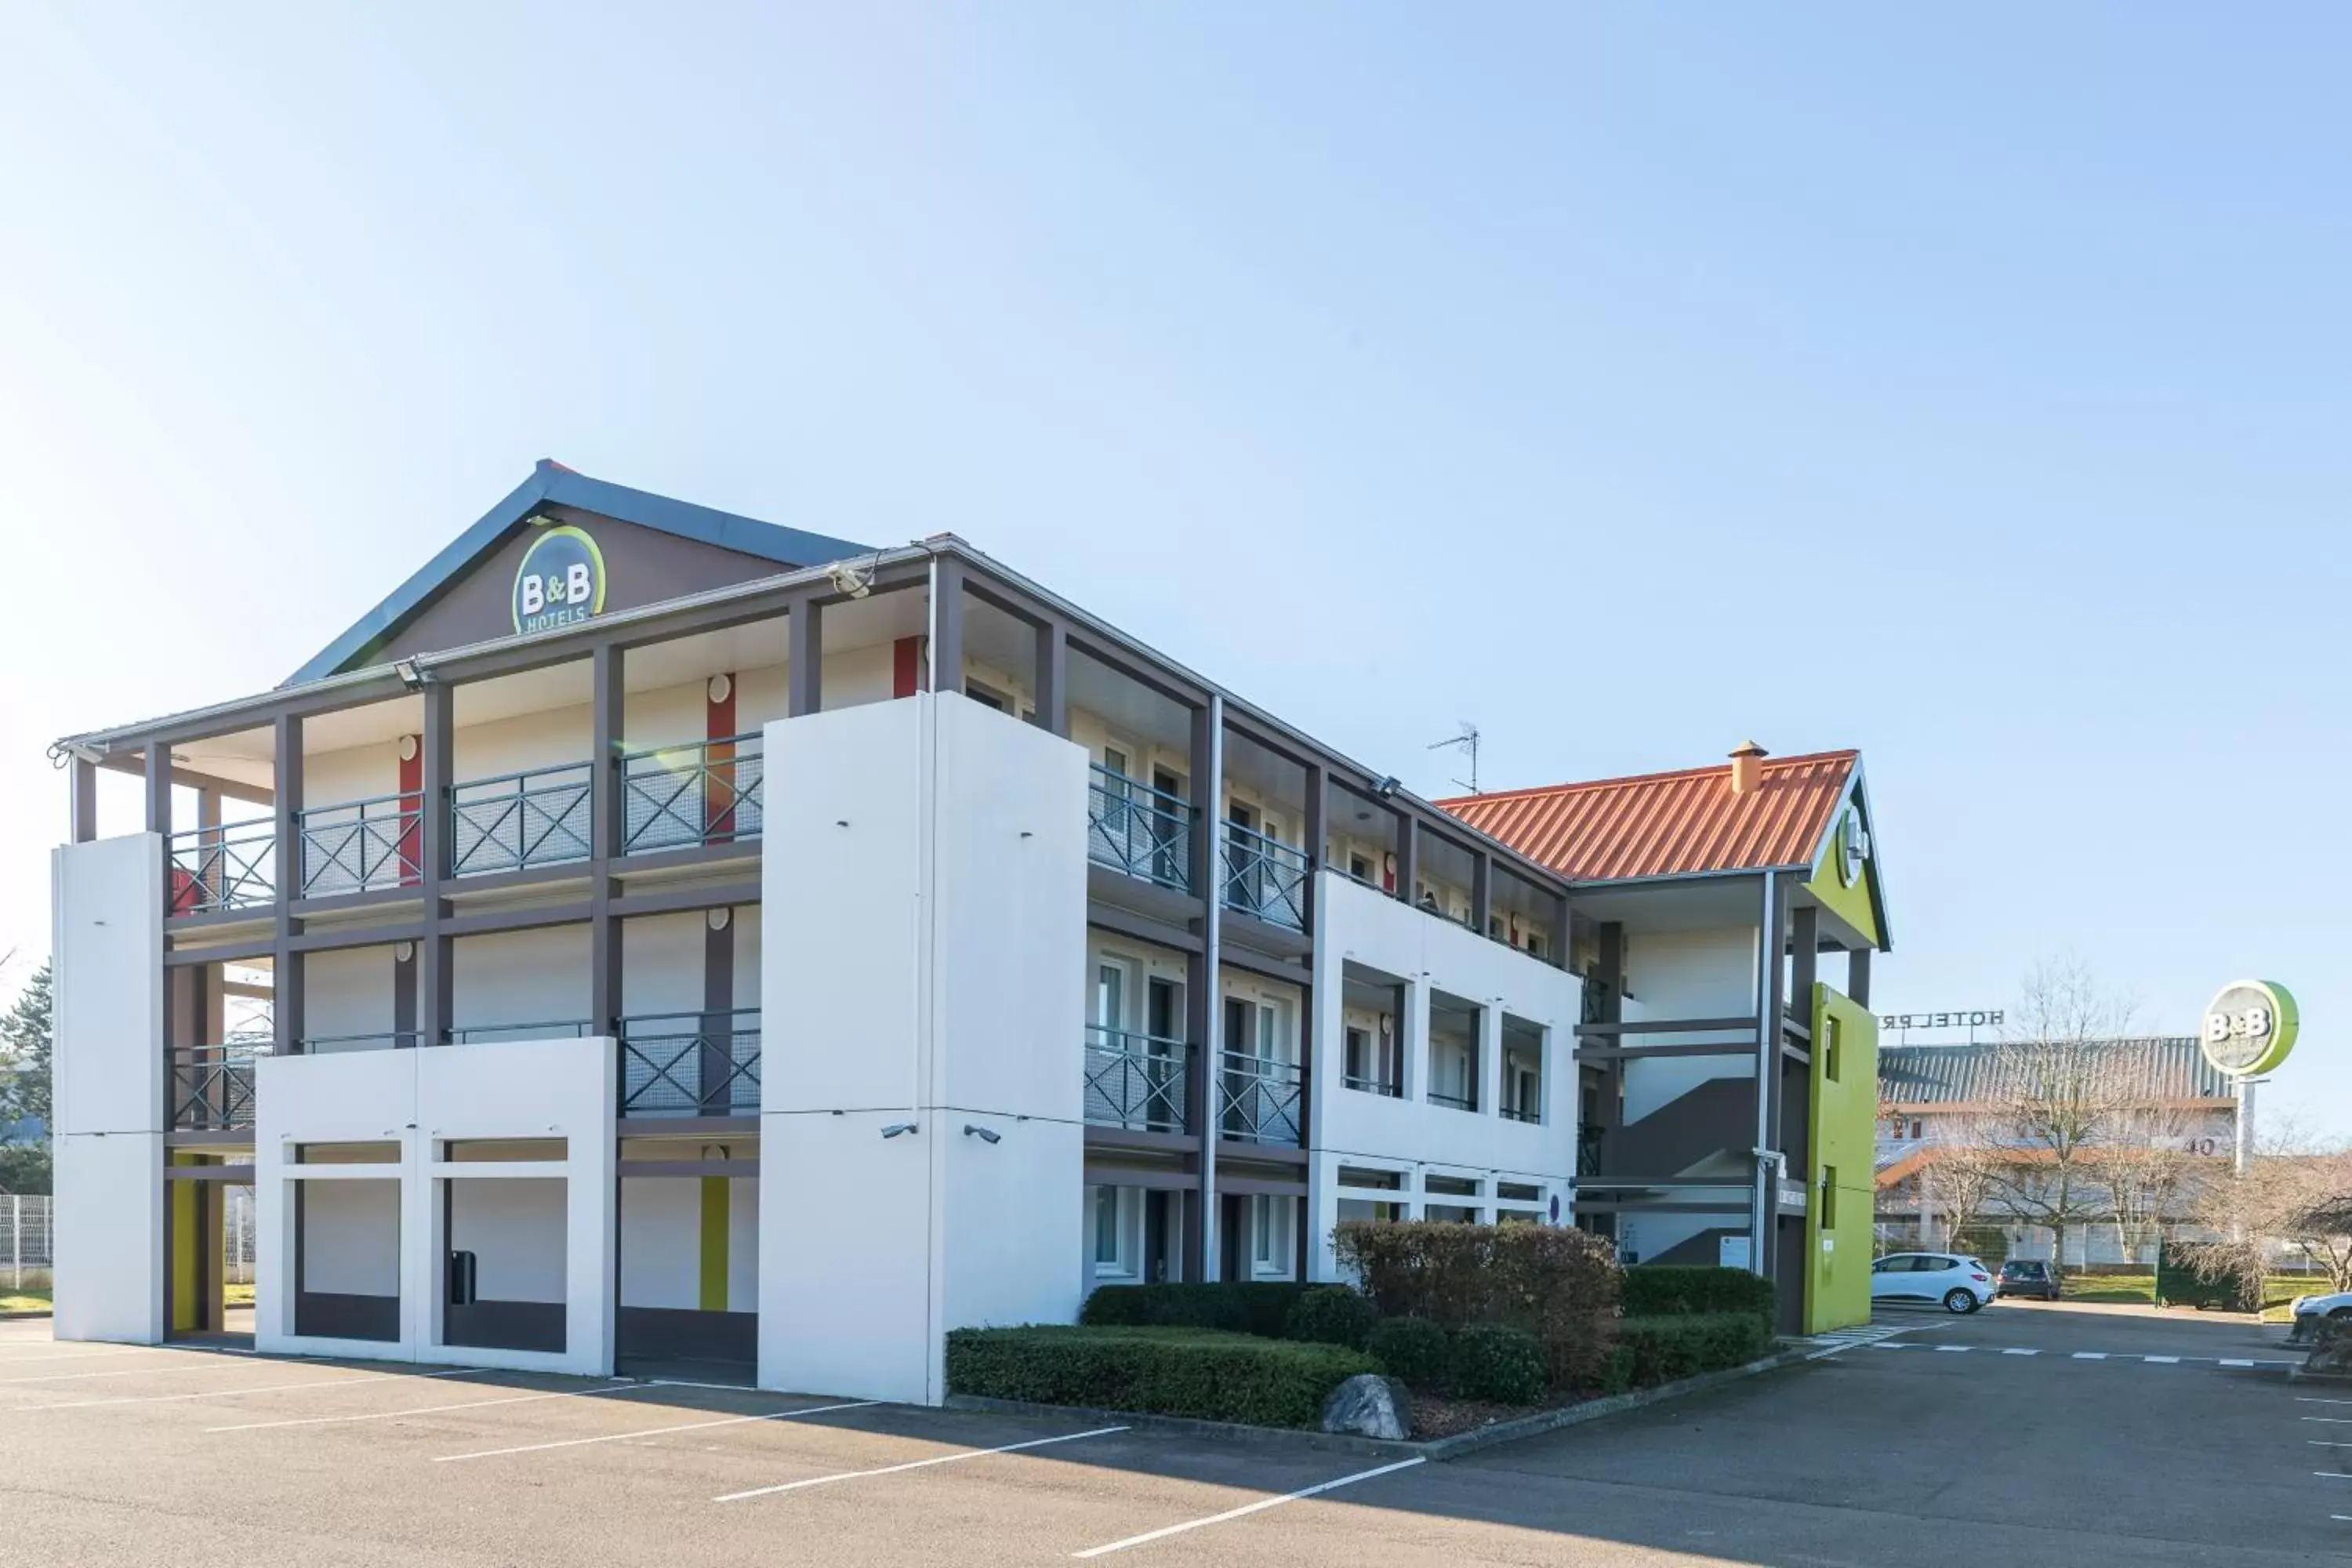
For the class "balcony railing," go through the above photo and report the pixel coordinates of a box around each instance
[450,762,593,876]
[1218,1051,1304,1145]
[620,1010,760,1116]
[169,1039,267,1130]
[447,1019,592,1045]
[1220,823,1308,930]
[167,817,277,914]
[1087,766,1193,893]
[1499,1102,1541,1124]
[298,790,422,898]
[1343,1069,1402,1098]
[1083,1026,1189,1134]
[1427,1088,1479,1113]
[622,735,763,855]
[1577,1123,1604,1178]
[300,1030,423,1054]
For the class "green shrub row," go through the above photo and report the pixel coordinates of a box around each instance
[1283,1285,1380,1349]
[945,1326,1378,1428]
[1365,1317,1547,1403]
[1619,1265,1777,1327]
[1335,1220,1620,1390]
[1608,1312,1772,1392]
[1078,1281,1307,1338]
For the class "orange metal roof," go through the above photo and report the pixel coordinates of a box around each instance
[1436,750,1858,884]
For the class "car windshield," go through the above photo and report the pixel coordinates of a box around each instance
[2002,1263,2042,1276]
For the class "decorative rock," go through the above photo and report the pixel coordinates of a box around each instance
[2307,1317,2352,1377]
[1320,1374,1414,1440]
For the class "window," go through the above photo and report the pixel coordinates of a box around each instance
[1251,1194,1276,1267]
[1092,1186,1134,1278]
[1095,962,1127,1033]
[1345,1027,1371,1086]
[1348,853,1372,882]
[1822,1015,1841,1083]
[964,679,1012,713]
[1820,1165,1837,1228]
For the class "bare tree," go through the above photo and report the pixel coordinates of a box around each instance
[1970,960,2137,1282]
[2089,1100,2206,1269]
[1927,1132,2002,1254]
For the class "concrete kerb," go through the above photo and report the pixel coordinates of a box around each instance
[948,1344,1817,1465]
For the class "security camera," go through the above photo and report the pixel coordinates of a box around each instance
[963,1123,1001,1145]
[880,1122,918,1139]
[826,557,877,600]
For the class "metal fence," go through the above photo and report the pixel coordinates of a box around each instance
[3,1195,53,1291]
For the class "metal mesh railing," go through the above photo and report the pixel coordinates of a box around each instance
[169,1037,269,1131]
[1218,1051,1304,1145]
[1087,766,1193,892]
[1083,1027,1189,1133]
[450,762,593,876]
[622,735,763,853]
[299,790,422,896]
[167,817,277,913]
[619,1011,760,1116]
[1220,822,1308,930]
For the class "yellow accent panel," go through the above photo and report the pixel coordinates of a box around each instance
[1804,985,1879,1334]
[169,1180,199,1334]
[1803,811,1882,950]
[699,1178,729,1312]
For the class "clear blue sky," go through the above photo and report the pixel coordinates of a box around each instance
[2,6,2344,1127]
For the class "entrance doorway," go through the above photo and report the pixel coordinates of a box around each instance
[166,1169,256,1348]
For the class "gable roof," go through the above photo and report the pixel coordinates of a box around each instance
[1436,749,1861,884]
[286,461,872,685]
[1880,1036,2232,1108]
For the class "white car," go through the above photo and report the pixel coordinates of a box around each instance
[2290,1289,2352,1343]
[1870,1251,1994,1313]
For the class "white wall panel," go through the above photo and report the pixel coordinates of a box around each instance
[52,836,163,1137]
[451,926,591,1034]
[619,1177,701,1309]
[451,1178,568,1302]
[622,913,705,1018]
[303,945,398,1044]
[302,1179,401,1296]
[53,1132,163,1343]
[1621,927,1759,1124]
[762,1109,932,1404]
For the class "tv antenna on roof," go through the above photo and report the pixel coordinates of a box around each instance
[1428,722,1480,795]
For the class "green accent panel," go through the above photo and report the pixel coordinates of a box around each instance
[699,1177,730,1312]
[1804,984,1879,1334]
[169,1178,199,1334]
[1802,811,1882,950]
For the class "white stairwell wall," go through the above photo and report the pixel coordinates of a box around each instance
[50,834,166,1344]
[760,693,1088,1405]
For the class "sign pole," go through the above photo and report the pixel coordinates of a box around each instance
[2234,1077,2256,1177]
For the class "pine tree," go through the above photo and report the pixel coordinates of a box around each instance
[0,963,53,1193]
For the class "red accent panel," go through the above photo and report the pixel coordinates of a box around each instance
[893,637,921,699]
[397,737,423,887]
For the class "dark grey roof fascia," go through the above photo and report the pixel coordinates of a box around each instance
[282,462,873,687]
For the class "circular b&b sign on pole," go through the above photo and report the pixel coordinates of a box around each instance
[2201,979,2299,1078]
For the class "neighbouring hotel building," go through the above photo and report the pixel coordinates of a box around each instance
[47,463,1893,1401]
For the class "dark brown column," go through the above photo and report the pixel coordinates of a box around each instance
[69,757,97,843]
[1033,619,1067,735]
[1471,850,1492,935]
[1595,921,1625,1147]
[787,596,822,717]
[1757,875,1789,1281]
[272,716,303,1054]
[1848,947,1872,1008]
[701,909,735,1115]
[417,680,454,1047]
[1394,812,1417,906]
[930,557,965,695]
[145,744,172,837]
[1300,762,1324,932]
[590,646,623,1038]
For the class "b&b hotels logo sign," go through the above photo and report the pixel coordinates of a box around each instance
[512,524,608,635]
[2200,979,2299,1078]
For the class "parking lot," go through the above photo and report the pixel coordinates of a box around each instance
[0,1304,2338,1566]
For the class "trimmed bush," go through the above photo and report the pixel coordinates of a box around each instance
[1335,1221,1621,1391]
[1611,1312,1771,1389]
[945,1326,1378,1428]
[1619,1266,1776,1328]
[1450,1324,1548,1405]
[1367,1316,1454,1392]
[1283,1285,1378,1350]
[1078,1282,1308,1338]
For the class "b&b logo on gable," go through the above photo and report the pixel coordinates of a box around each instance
[512,524,608,635]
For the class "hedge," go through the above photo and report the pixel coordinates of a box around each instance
[1619,1266,1776,1328]
[1450,1324,1547,1405]
[945,1326,1378,1428]
[1367,1317,1454,1391]
[1078,1282,1308,1338]
[1335,1221,1620,1391]
[1283,1285,1378,1350]
[1610,1312,1772,1391]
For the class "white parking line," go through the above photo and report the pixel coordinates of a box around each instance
[208,1381,642,1432]
[1069,1456,1428,1558]
[2002,1348,2038,1356]
[0,1360,256,1386]
[13,1367,473,1413]
[2145,1356,2180,1364]
[2072,1352,2107,1360]
[436,1399,880,1462]
[2302,1398,2352,1406]
[713,1424,1128,1503]
[1933,1345,1969,1353]
[2221,1359,2256,1367]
